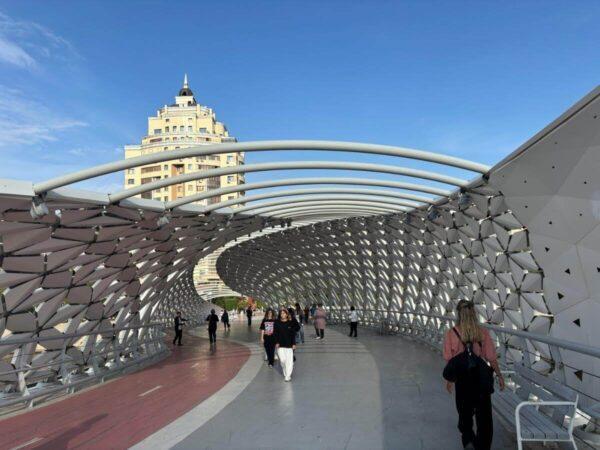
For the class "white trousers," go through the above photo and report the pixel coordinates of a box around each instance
[277,347,294,379]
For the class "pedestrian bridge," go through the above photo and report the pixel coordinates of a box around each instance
[0,87,600,448]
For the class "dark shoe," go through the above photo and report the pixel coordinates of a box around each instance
[464,443,475,450]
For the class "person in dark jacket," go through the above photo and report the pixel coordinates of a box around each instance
[274,308,298,381]
[221,310,230,330]
[173,311,186,346]
[260,309,277,367]
[288,306,304,346]
[206,309,219,344]
[246,306,253,326]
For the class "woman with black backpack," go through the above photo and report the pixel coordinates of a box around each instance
[443,300,505,450]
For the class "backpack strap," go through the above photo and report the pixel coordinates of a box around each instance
[452,327,463,343]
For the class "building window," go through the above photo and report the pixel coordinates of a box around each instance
[228,195,235,200]
[163,164,168,170]
[187,164,192,170]
[165,126,169,132]
[127,169,135,174]
[187,126,193,132]
[127,179,135,185]
[188,185,193,191]
[153,129,162,134]
[141,165,161,174]
[164,196,168,201]
[227,155,234,163]
[227,175,235,183]
[199,127,207,133]
[165,118,170,122]
[179,126,184,132]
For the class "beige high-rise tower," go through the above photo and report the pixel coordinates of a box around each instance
[124,75,244,299]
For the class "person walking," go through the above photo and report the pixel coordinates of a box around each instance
[246,305,253,326]
[173,311,186,346]
[443,300,505,450]
[274,308,297,382]
[206,309,219,345]
[221,310,230,331]
[260,309,277,367]
[303,305,309,324]
[314,303,327,340]
[287,307,302,362]
[310,303,318,337]
[294,303,303,323]
[349,306,358,337]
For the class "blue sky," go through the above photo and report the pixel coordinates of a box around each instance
[0,1,599,194]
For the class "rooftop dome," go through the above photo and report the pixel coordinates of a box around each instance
[178,73,194,97]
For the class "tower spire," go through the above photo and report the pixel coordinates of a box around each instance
[183,73,189,88]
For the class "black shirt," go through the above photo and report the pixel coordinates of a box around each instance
[174,316,185,331]
[274,320,297,348]
[260,319,276,341]
[206,313,219,330]
[221,312,229,322]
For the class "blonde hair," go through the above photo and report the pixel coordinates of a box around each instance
[456,300,483,343]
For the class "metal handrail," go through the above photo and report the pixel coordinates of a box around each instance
[327,308,600,360]
[0,333,165,377]
[0,322,164,346]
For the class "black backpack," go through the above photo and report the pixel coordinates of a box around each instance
[443,328,494,396]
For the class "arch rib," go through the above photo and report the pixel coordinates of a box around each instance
[166,177,448,209]
[202,188,424,214]
[245,198,409,215]
[33,140,490,193]
[108,161,470,204]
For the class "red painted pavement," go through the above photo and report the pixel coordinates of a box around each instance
[0,334,250,449]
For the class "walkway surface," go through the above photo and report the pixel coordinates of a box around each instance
[154,323,515,450]
[0,320,519,450]
[0,333,250,450]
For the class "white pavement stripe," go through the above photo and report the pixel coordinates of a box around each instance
[10,437,43,450]
[191,362,199,368]
[130,339,262,450]
[139,385,162,397]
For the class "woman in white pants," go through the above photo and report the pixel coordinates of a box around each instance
[274,308,297,382]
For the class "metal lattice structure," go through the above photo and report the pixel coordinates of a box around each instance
[0,87,599,439]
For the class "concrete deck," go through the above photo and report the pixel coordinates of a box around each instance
[0,319,521,449]
[166,323,516,450]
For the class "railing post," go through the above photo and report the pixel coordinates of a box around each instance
[548,344,566,384]
[88,334,101,378]
[59,338,70,385]
[112,332,123,370]
[13,347,30,397]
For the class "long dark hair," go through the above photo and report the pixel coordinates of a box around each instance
[264,308,275,320]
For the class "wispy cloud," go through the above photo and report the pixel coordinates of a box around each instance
[0,36,35,68]
[0,85,87,146]
[0,11,79,70]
